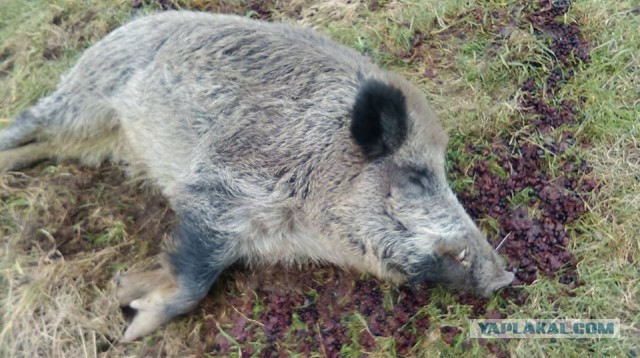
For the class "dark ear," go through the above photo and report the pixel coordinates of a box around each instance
[351,79,408,158]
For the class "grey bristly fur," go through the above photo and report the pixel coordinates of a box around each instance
[0,11,514,341]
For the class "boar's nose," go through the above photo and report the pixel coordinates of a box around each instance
[483,271,514,297]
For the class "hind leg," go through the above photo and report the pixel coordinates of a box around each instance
[0,101,122,171]
[0,112,41,151]
[1,91,123,171]
[0,111,54,171]
[115,210,235,342]
[0,142,52,171]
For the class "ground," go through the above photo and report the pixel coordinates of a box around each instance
[0,0,638,356]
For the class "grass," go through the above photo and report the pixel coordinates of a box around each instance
[1,0,638,356]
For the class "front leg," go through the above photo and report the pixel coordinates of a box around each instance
[115,209,236,342]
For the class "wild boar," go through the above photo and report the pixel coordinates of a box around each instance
[0,11,514,341]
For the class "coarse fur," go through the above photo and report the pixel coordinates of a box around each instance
[0,11,514,341]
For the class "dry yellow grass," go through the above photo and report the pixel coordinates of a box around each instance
[0,160,181,356]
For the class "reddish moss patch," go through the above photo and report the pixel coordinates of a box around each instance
[191,268,434,355]
[466,0,594,286]
[439,0,596,351]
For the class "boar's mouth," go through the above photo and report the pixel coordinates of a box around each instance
[406,254,470,289]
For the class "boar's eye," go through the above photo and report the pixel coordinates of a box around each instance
[407,172,426,189]
[397,171,426,197]
[404,168,436,193]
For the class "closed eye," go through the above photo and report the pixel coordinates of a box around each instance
[405,167,441,195]
[408,173,426,189]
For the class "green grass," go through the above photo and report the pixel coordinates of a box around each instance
[85,220,127,245]
[0,0,132,119]
[1,0,638,356]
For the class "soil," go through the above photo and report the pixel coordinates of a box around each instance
[6,163,172,283]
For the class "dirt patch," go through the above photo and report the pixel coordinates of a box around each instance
[366,0,387,12]
[1,161,174,356]
[4,162,172,279]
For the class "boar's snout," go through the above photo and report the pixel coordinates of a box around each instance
[473,240,515,297]
[481,270,514,297]
[405,234,515,298]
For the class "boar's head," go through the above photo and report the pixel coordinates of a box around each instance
[345,75,514,297]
